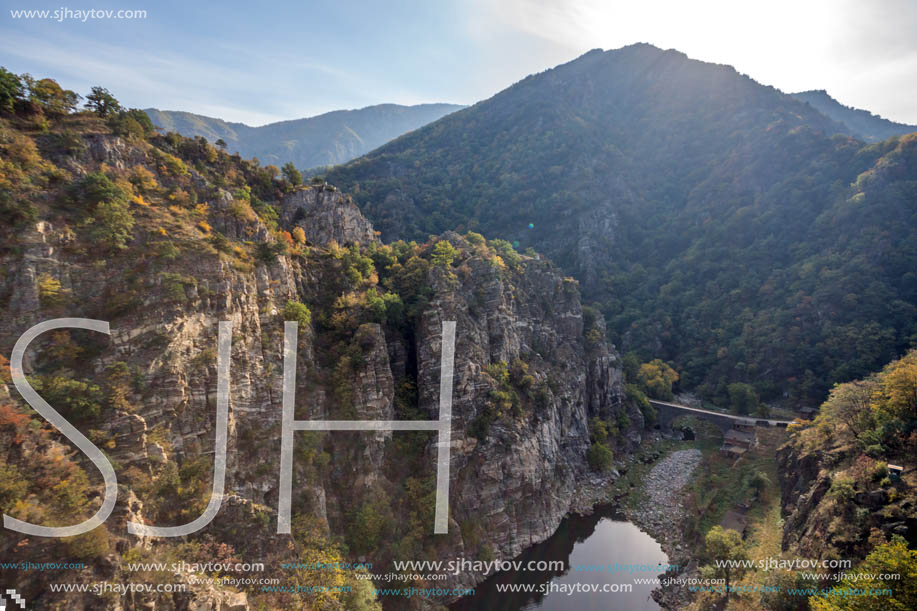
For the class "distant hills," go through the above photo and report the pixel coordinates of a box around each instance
[144,103,464,170]
[791,89,917,142]
[326,43,917,406]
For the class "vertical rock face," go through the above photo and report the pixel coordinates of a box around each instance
[279,186,376,247]
[0,134,636,608]
[401,233,642,592]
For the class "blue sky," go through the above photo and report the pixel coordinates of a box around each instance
[2,0,916,126]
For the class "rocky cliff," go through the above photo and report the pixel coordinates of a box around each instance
[0,118,638,609]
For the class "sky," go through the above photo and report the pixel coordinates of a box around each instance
[1,0,916,126]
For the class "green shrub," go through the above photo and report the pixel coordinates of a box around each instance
[283,300,312,328]
[32,375,104,420]
[587,442,614,472]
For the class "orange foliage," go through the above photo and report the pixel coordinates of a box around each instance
[0,403,30,444]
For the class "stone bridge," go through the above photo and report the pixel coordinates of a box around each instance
[649,400,792,434]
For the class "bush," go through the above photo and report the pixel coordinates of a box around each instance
[256,240,287,263]
[37,273,67,307]
[587,442,614,472]
[71,172,134,250]
[32,375,104,420]
[90,198,135,250]
[283,300,312,328]
[828,475,856,501]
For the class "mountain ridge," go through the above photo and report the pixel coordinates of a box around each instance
[144,102,465,170]
[326,43,917,407]
[791,89,917,142]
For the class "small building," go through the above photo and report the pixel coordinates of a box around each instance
[735,418,757,432]
[720,445,746,459]
[724,428,755,449]
[799,407,818,420]
[888,464,904,482]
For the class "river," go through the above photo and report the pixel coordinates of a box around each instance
[450,504,668,611]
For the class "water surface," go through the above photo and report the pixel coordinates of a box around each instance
[451,505,667,611]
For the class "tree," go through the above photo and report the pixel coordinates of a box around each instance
[637,359,679,400]
[746,470,769,500]
[110,108,155,139]
[72,172,134,250]
[283,300,312,328]
[431,240,459,268]
[876,351,917,421]
[0,67,23,114]
[215,138,227,150]
[587,442,614,471]
[819,380,877,442]
[85,86,122,116]
[282,161,302,186]
[812,536,917,610]
[90,198,135,250]
[702,526,748,600]
[28,77,80,115]
[727,382,759,415]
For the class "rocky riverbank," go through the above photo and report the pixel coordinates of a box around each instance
[624,448,703,609]
[626,449,702,549]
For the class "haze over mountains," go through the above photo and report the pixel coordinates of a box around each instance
[791,89,917,143]
[144,102,464,170]
[327,43,917,406]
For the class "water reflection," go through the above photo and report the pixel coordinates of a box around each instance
[451,505,666,611]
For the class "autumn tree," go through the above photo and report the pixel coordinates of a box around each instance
[875,351,917,421]
[27,76,80,115]
[701,526,748,600]
[820,379,877,443]
[812,536,917,610]
[637,359,679,400]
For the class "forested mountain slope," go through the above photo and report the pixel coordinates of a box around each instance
[792,89,917,143]
[0,72,637,609]
[327,43,917,408]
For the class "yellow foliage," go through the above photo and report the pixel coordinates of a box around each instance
[291,226,306,244]
[873,351,917,420]
[129,165,159,193]
[197,221,211,234]
[132,194,150,207]
[167,189,191,206]
[229,199,256,222]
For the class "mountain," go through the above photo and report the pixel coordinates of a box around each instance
[792,89,917,142]
[0,97,640,609]
[144,102,464,170]
[327,43,917,407]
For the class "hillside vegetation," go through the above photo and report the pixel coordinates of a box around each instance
[0,68,640,609]
[327,43,917,409]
